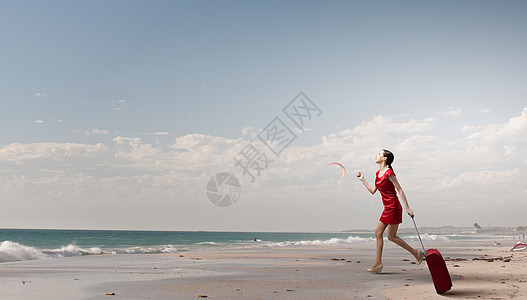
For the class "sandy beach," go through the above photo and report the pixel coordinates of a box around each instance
[0,239,525,299]
[380,240,527,299]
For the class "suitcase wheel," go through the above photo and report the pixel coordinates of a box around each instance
[435,284,448,294]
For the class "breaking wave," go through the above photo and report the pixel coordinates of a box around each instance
[261,233,450,247]
[264,236,374,247]
[403,233,450,242]
[0,241,185,263]
[0,241,48,262]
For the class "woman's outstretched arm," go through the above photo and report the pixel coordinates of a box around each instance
[357,171,377,195]
[389,175,414,217]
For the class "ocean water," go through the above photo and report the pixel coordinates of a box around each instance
[0,228,503,263]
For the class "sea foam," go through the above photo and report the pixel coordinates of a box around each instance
[0,240,185,263]
[264,235,374,247]
[0,241,109,262]
[404,233,450,242]
[0,241,48,262]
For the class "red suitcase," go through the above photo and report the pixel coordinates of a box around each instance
[412,217,453,294]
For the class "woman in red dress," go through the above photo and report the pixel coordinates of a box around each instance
[357,149,424,273]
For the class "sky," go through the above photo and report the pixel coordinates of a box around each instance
[0,0,526,231]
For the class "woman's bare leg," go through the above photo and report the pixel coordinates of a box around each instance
[372,221,388,268]
[387,224,420,259]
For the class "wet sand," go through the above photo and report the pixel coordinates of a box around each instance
[0,239,524,299]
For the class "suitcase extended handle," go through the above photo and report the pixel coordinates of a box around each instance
[412,216,428,255]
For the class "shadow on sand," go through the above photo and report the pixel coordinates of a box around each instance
[431,271,519,299]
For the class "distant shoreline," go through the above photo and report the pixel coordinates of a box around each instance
[344,225,527,236]
[1,224,526,235]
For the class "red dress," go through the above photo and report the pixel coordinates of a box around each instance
[375,168,402,225]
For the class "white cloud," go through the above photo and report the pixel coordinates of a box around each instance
[113,99,126,104]
[111,99,127,111]
[171,133,239,154]
[479,108,492,114]
[468,107,527,142]
[113,136,141,146]
[141,131,170,136]
[2,108,527,229]
[34,92,46,97]
[113,136,164,163]
[350,115,436,136]
[84,129,109,135]
[0,142,108,163]
[321,116,436,150]
[111,134,237,171]
[437,169,519,189]
[153,131,169,136]
[293,127,312,134]
[34,120,44,124]
[241,126,255,136]
[441,106,463,117]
